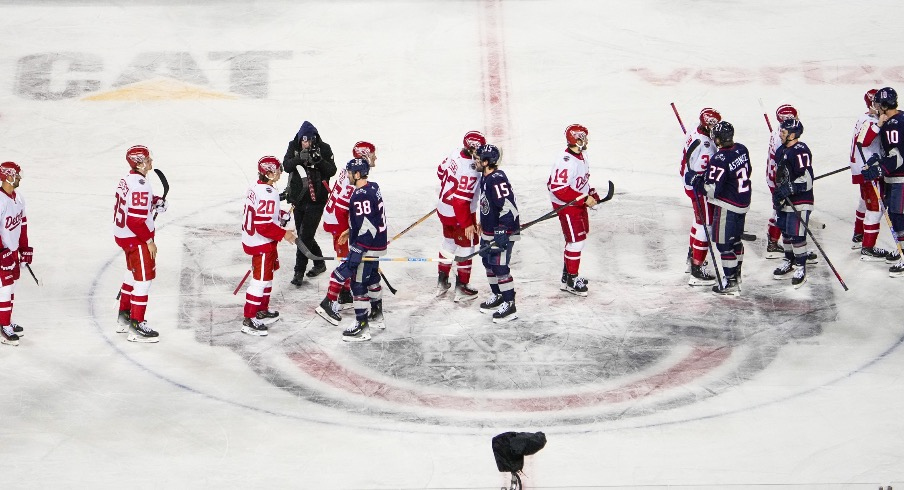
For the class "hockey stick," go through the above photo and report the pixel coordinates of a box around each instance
[690,187,724,288]
[379,270,398,294]
[856,141,904,260]
[391,209,436,242]
[233,269,251,295]
[152,168,169,220]
[672,103,755,242]
[814,165,851,181]
[295,239,453,263]
[24,263,39,286]
[784,198,848,291]
[456,182,615,262]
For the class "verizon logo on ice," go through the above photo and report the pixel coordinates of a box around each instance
[15,51,292,100]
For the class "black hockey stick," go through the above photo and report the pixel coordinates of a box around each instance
[24,263,39,286]
[784,198,848,291]
[378,270,397,295]
[690,187,724,288]
[814,165,851,181]
[456,181,615,262]
[153,168,169,220]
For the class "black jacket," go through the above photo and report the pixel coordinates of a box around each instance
[282,122,337,206]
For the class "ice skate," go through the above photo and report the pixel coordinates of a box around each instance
[254,310,280,326]
[773,259,794,279]
[861,246,892,262]
[116,310,131,333]
[561,273,588,296]
[127,320,159,343]
[886,250,901,264]
[492,300,518,323]
[806,251,819,264]
[337,289,354,310]
[765,240,784,259]
[712,276,740,296]
[851,233,863,249]
[480,293,504,313]
[11,324,23,338]
[435,271,452,296]
[889,260,904,278]
[368,300,385,329]
[792,265,807,288]
[687,264,716,286]
[316,297,342,326]
[1,325,19,346]
[241,317,269,336]
[342,319,371,342]
[453,280,479,302]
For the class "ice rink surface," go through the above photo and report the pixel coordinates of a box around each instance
[1,1,903,488]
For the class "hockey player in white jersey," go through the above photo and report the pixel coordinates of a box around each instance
[112,145,167,343]
[240,156,298,336]
[680,108,720,286]
[0,162,30,346]
[547,124,605,296]
[850,89,897,262]
[434,130,485,301]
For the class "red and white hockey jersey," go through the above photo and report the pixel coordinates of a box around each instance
[322,169,354,234]
[850,112,882,184]
[548,148,590,207]
[436,149,481,227]
[681,128,716,190]
[765,128,784,190]
[242,181,285,255]
[0,189,27,252]
[113,171,156,249]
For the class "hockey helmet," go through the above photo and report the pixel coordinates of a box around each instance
[126,145,151,168]
[780,118,804,140]
[865,89,879,108]
[0,161,21,182]
[698,108,722,128]
[463,131,487,151]
[565,124,589,146]
[874,87,898,110]
[257,156,281,176]
[346,158,370,178]
[775,104,798,123]
[352,141,376,159]
[478,144,501,166]
[710,121,735,146]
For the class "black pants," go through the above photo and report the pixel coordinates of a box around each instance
[293,201,326,274]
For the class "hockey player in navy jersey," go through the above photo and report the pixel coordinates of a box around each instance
[861,86,904,276]
[315,158,387,341]
[693,121,751,296]
[771,118,814,288]
[474,144,520,323]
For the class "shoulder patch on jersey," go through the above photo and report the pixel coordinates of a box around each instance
[266,187,272,193]
[564,155,571,162]
[703,141,711,148]
[138,178,145,185]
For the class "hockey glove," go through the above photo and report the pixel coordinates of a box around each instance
[278,210,291,227]
[19,246,33,265]
[493,229,510,249]
[690,173,706,193]
[152,196,168,213]
[0,248,15,272]
[346,245,364,269]
[588,187,602,202]
[861,153,886,181]
[772,181,793,207]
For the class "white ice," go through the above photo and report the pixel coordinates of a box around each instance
[0,1,902,489]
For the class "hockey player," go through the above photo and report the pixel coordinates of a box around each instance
[240,156,298,336]
[435,130,485,301]
[850,89,897,261]
[692,121,751,296]
[317,158,387,341]
[547,124,604,296]
[680,108,720,286]
[764,104,799,258]
[321,141,377,308]
[475,144,520,323]
[0,162,30,346]
[113,146,167,342]
[771,118,815,288]
[861,87,904,277]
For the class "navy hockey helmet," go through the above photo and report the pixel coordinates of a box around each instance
[478,144,501,166]
[710,121,734,146]
[874,87,898,110]
[780,118,804,140]
[346,158,370,178]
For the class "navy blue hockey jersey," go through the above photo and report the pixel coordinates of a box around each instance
[479,169,520,234]
[879,111,904,178]
[775,141,814,209]
[704,143,752,213]
[348,181,387,253]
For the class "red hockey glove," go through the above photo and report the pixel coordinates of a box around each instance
[0,248,15,272]
[19,246,33,265]
[588,187,602,202]
[152,196,168,213]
